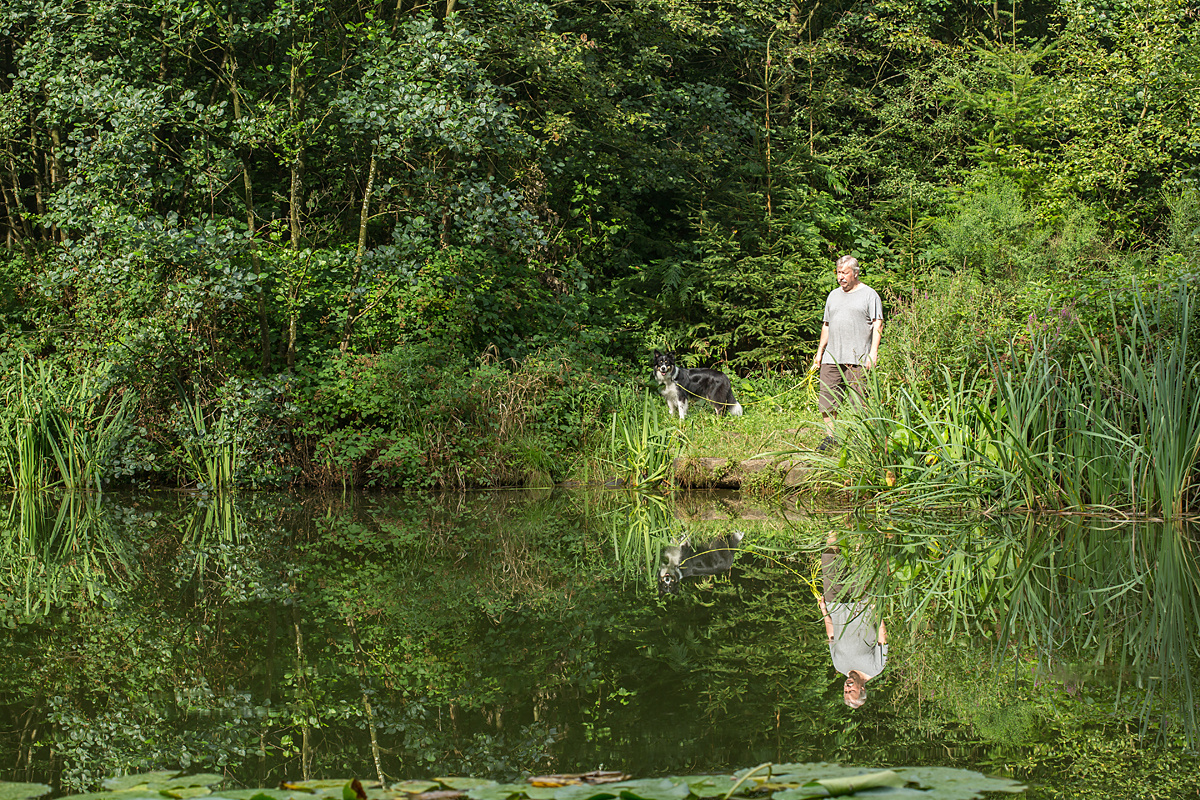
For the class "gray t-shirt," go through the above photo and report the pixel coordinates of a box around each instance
[829,601,887,678]
[822,284,883,365]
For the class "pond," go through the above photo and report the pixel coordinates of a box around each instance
[0,490,1197,798]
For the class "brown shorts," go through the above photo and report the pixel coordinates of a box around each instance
[818,363,866,415]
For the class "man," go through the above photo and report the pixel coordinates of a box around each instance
[817,536,887,708]
[811,255,883,448]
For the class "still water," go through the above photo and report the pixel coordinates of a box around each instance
[0,490,1197,797]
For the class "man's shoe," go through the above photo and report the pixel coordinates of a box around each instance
[816,435,837,453]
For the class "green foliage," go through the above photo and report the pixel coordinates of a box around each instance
[930,178,1050,281]
[295,345,617,489]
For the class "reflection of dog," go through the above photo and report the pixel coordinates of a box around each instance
[658,531,745,595]
[652,350,743,420]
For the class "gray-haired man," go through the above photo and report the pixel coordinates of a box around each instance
[810,255,883,448]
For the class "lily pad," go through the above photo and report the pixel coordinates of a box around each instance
[892,767,1026,799]
[393,783,442,796]
[61,790,171,800]
[676,776,738,799]
[0,783,53,800]
[609,779,691,800]
[161,788,213,799]
[210,791,304,800]
[464,784,527,800]
[436,781,496,792]
[544,784,619,800]
[104,774,188,792]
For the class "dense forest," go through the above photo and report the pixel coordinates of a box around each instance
[1,0,1198,489]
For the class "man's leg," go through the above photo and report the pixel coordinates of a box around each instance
[818,364,845,437]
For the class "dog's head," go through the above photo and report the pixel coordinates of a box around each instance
[652,350,676,383]
[657,564,683,595]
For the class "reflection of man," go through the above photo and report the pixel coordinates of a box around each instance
[817,538,887,708]
[811,255,883,449]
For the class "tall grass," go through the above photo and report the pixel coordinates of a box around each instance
[0,361,135,491]
[825,281,1200,517]
[605,389,683,488]
[176,393,241,490]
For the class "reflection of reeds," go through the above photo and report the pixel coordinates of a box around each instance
[602,490,680,584]
[856,514,1200,745]
[0,491,133,620]
[0,361,134,491]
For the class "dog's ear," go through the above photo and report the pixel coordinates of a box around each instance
[653,349,662,358]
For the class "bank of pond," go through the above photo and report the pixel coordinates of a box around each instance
[0,489,1197,800]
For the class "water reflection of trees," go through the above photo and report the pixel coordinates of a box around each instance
[1,490,1197,794]
[852,513,1200,745]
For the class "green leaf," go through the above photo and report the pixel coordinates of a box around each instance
[464,785,527,800]
[677,776,739,798]
[611,779,691,800]
[545,785,619,800]
[162,789,212,800]
[392,784,441,796]
[892,767,1026,799]
[437,780,496,791]
[104,774,186,792]
[814,771,904,795]
[0,783,53,800]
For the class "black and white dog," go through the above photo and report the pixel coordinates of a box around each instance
[658,530,745,595]
[652,350,743,420]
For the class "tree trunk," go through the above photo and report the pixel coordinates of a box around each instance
[339,146,377,355]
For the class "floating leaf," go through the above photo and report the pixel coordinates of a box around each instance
[677,776,739,798]
[210,792,301,800]
[814,771,904,796]
[104,774,185,792]
[436,781,495,792]
[393,784,441,796]
[162,788,212,799]
[345,781,367,800]
[0,783,52,800]
[892,767,1026,799]
[613,779,691,800]
[464,784,527,800]
[61,791,171,800]
[544,784,618,800]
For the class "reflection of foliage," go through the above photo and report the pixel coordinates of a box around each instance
[838,512,1200,746]
[1,491,1197,796]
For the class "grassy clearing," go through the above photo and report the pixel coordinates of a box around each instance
[587,370,833,492]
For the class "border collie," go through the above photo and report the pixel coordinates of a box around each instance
[652,350,743,420]
[658,530,745,595]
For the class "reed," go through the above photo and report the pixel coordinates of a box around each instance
[817,281,1200,516]
[605,389,682,488]
[0,361,134,491]
[177,393,241,490]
